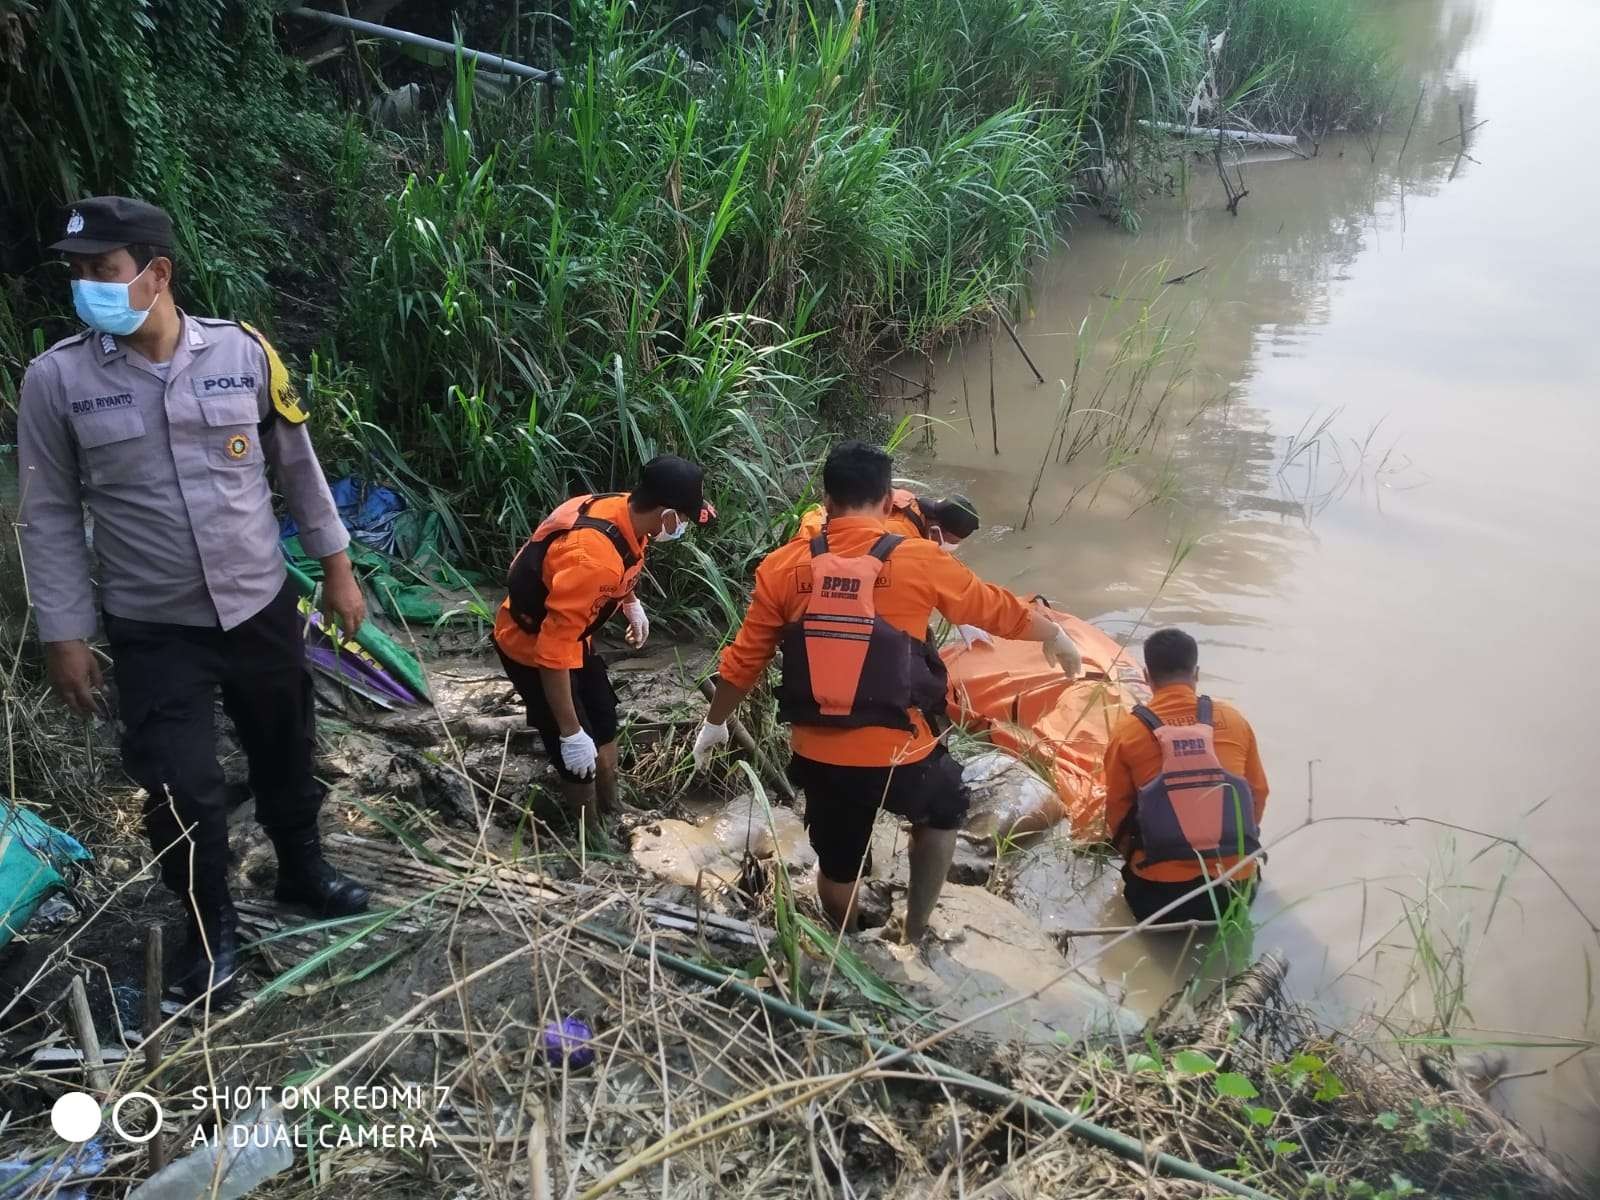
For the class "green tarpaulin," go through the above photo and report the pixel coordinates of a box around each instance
[0,802,92,951]
[283,510,486,627]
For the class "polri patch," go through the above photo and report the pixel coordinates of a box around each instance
[193,373,258,397]
[226,434,250,460]
[70,393,135,415]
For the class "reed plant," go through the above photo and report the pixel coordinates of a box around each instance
[1,0,1392,627]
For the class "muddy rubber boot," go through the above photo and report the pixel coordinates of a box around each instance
[273,830,370,917]
[175,897,240,1004]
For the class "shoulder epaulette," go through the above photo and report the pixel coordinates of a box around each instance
[35,329,95,361]
[239,321,309,424]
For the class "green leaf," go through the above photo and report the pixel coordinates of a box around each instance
[1246,1105,1276,1127]
[1213,1072,1259,1099]
[1270,1140,1301,1157]
[1125,1052,1162,1075]
[1314,1071,1348,1102]
[1373,1111,1401,1131]
[1289,1053,1326,1074]
[1172,1049,1218,1076]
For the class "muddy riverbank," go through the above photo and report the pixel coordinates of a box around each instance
[0,622,1586,1196]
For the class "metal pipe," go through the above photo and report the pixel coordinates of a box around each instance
[575,919,1279,1200]
[288,6,562,87]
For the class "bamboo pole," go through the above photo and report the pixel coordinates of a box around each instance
[65,974,108,1094]
[143,926,169,1171]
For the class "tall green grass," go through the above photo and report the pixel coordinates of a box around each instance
[1208,0,1391,135]
[1,0,1391,627]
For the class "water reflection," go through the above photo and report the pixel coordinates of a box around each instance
[905,0,1600,1173]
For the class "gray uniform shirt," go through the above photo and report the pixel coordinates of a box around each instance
[16,313,349,642]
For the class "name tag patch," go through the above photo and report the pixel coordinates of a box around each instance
[194,373,257,396]
[71,393,134,415]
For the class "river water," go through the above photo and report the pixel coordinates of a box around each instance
[899,0,1600,1169]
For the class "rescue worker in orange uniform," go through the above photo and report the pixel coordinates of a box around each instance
[1103,628,1270,925]
[798,488,992,649]
[796,488,979,549]
[493,456,711,829]
[693,442,1082,943]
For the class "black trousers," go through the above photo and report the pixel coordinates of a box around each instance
[105,580,321,907]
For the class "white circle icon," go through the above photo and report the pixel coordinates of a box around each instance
[110,1092,164,1144]
[51,1092,103,1142]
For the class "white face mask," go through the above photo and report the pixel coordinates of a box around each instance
[931,527,959,555]
[657,510,688,542]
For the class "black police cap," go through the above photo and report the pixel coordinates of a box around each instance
[48,196,174,255]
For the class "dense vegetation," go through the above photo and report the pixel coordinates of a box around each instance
[0,0,1386,628]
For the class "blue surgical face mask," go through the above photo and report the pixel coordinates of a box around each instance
[71,265,154,336]
[656,510,688,542]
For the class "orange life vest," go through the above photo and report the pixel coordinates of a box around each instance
[505,494,643,642]
[776,531,948,731]
[1127,696,1261,866]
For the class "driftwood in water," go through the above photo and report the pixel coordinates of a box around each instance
[1197,951,1289,1065]
[1140,119,1299,148]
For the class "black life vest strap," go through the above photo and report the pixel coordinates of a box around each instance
[572,513,640,569]
[1131,704,1163,734]
[809,531,904,562]
[902,499,929,537]
[1196,694,1214,727]
[868,532,902,561]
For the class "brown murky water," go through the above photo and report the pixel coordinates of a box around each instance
[897,0,1600,1169]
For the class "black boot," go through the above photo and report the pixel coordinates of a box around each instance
[175,897,240,1004]
[273,830,369,917]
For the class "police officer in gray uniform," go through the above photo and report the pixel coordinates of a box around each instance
[16,196,370,1001]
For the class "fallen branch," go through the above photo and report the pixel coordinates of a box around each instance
[1139,119,1299,148]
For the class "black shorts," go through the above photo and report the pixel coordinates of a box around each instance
[788,746,968,884]
[494,642,619,783]
[1121,864,1259,924]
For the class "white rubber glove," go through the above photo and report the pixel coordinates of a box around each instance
[559,729,598,779]
[1042,627,1083,680]
[692,722,730,770]
[956,624,993,649]
[622,598,649,648]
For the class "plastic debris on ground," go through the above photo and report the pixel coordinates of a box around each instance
[294,593,423,709]
[126,1103,292,1200]
[0,801,93,951]
[541,1017,595,1069]
[0,1138,106,1200]
[280,475,485,627]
